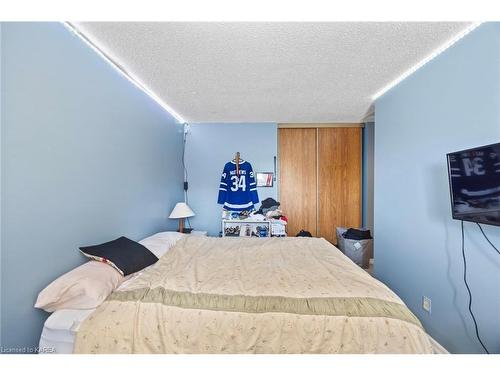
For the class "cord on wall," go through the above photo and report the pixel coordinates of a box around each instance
[182,123,192,229]
[182,123,190,204]
[476,222,500,256]
[460,220,490,354]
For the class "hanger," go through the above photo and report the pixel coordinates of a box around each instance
[234,152,241,175]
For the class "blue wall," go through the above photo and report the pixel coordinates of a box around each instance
[362,122,374,232]
[0,22,184,349]
[185,123,278,236]
[0,23,3,348]
[375,23,500,353]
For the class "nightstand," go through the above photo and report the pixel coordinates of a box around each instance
[189,230,208,236]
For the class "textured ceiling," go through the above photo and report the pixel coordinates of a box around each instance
[75,22,472,123]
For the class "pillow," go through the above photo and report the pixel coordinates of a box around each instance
[79,236,158,276]
[34,261,123,312]
[139,231,185,259]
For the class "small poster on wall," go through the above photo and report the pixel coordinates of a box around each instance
[256,172,274,187]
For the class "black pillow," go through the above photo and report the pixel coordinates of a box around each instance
[79,236,158,276]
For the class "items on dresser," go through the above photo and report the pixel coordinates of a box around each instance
[270,220,287,236]
[255,197,280,215]
[220,196,288,237]
[221,218,287,238]
[222,220,270,237]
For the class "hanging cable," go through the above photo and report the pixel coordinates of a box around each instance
[182,123,189,204]
[182,123,191,229]
[475,223,500,255]
[461,220,490,354]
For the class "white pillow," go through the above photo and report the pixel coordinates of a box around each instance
[35,261,124,312]
[35,232,183,313]
[139,231,185,259]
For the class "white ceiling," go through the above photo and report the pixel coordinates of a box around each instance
[75,22,472,123]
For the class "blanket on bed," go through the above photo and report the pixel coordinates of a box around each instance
[74,236,434,353]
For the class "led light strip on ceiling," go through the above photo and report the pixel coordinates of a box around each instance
[62,22,186,124]
[64,21,482,120]
[372,22,482,100]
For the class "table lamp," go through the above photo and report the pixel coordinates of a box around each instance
[169,202,195,233]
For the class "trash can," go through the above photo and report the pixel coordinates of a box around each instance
[336,227,373,268]
[335,227,347,252]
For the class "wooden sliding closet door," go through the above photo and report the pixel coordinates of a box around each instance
[318,127,362,243]
[279,128,317,237]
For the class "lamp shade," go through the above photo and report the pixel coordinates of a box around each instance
[169,202,195,219]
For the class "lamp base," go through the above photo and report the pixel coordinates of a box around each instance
[177,219,193,234]
[178,218,185,233]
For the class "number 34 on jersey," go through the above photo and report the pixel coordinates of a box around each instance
[217,159,260,212]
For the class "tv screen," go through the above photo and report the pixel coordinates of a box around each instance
[447,142,500,226]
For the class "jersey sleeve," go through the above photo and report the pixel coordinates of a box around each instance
[217,164,229,205]
[248,165,259,204]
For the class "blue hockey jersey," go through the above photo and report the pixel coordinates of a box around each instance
[217,159,259,211]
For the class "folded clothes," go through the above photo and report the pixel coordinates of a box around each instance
[249,213,266,221]
[342,228,372,240]
[256,198,280,215]
[261,197,280,209]
[265,209,283,218]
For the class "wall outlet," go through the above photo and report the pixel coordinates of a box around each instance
[422,296,432,313]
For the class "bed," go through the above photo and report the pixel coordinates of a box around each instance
[39,235,447,354]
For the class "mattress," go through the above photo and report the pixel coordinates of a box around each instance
[39,309,95,354]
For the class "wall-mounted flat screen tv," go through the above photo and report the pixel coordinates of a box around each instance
[447,142,500,226]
